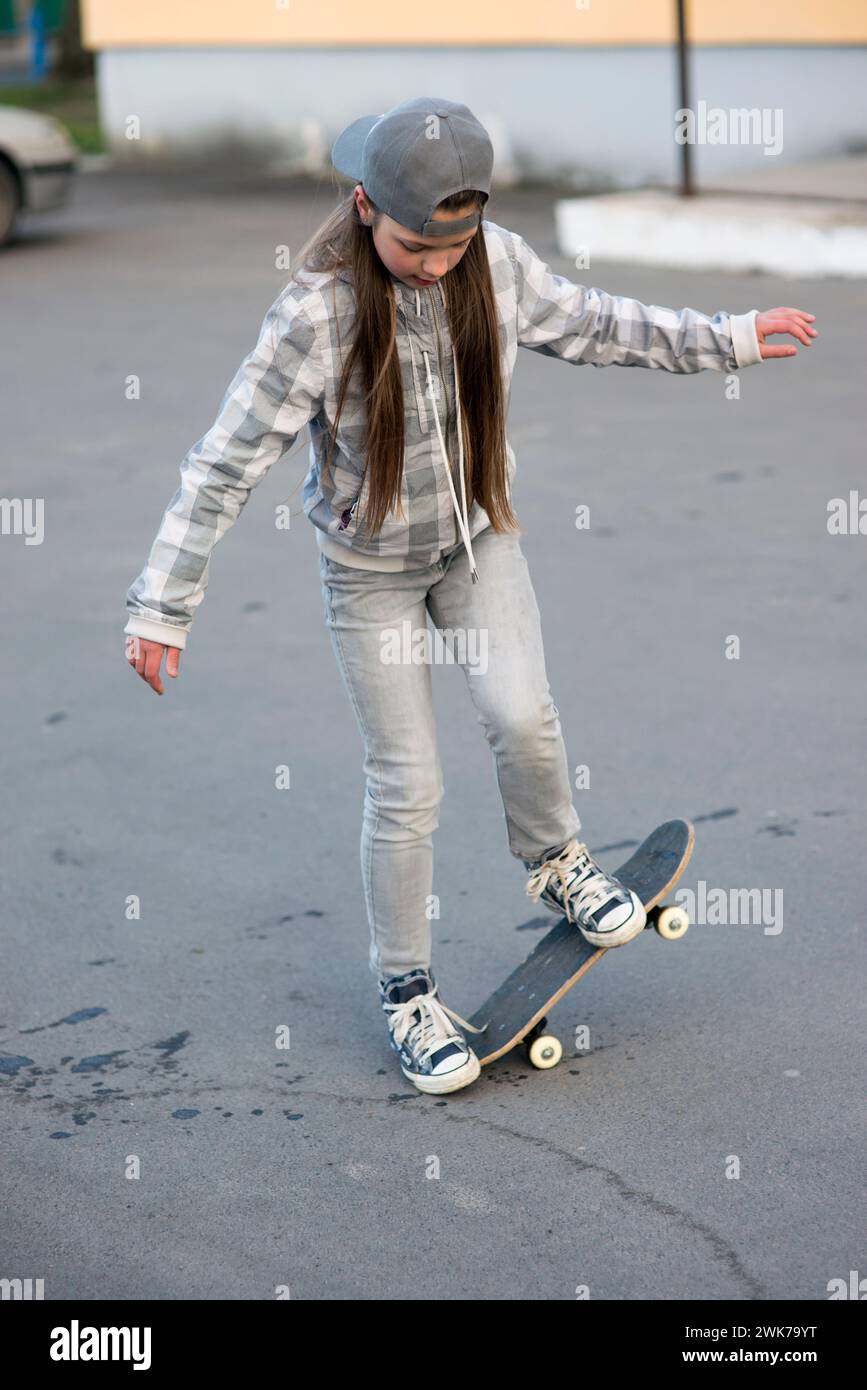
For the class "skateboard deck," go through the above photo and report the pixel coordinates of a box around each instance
[467,819,695,1068]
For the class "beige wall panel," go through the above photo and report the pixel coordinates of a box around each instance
[81,1,867,50]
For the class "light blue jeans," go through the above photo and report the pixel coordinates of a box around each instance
[318,525,582,983]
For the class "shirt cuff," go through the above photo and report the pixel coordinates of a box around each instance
[729,309,763,368]
[124,615,188,649]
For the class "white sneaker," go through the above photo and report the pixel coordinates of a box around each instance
[379,969,482,1095]
[525,840,646,947]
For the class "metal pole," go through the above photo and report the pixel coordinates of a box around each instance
[676,0,694,196]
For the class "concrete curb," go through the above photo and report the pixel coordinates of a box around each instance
[555,189,867,278]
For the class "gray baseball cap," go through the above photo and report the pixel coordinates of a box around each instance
[331,96,493,237]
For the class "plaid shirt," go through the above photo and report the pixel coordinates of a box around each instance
[124,218,762,648]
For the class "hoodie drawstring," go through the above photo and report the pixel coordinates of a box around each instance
[405,310,429,434]
[413,286,479,584]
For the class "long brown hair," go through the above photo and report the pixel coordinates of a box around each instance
[291,190,519,542]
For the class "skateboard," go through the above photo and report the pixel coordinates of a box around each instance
[466,819,695,1070]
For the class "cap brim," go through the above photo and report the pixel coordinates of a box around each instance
[331,114,382,183]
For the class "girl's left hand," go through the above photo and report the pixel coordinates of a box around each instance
[755,308,818,359]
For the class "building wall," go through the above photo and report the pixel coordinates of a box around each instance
[82,2,867,181]
[95,44,867,185]
[81,0,867,47]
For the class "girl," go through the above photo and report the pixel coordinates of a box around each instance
[124,97,816,1097]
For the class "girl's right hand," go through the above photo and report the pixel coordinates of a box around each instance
[125,635,182,695]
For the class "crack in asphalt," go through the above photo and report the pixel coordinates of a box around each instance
[439,1109,767,1299]
[4,1070,766,1296]
[260,1084,768,1298]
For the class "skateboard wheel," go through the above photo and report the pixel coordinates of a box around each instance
[527,1034,562,1069]
[654,905,689,940]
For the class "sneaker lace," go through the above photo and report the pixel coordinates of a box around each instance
[384,985,485,1066]
[525,840,619,925]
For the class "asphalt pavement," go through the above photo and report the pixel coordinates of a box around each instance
[1,169,864,1300]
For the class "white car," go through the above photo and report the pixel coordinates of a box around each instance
[0,105,78,246]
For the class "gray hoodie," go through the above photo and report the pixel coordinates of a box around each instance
[124,218,762,649]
